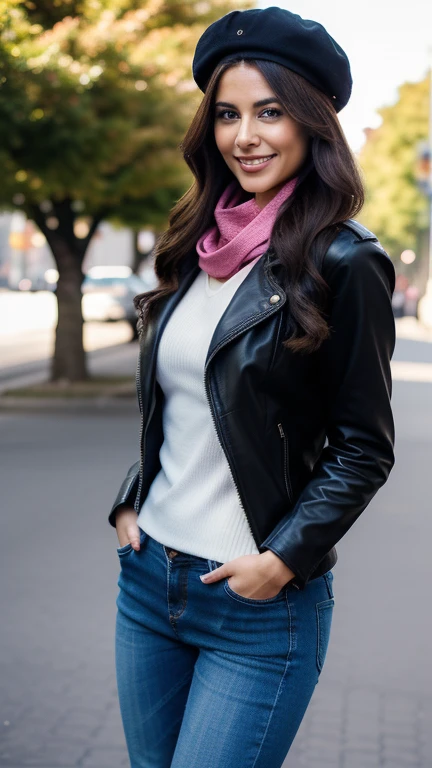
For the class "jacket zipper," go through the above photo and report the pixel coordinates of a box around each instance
[204,367,256,542]
[277,423,293,505]
[134,354,144,514]
[202,311,280,544]
[134,352,156,514]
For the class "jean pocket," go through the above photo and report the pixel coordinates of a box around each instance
[116,542,133,557]
[116,529,147,558]
[316,598,334,673]
[223,577,287,605]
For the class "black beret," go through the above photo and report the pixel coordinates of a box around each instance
[192,6,352,113]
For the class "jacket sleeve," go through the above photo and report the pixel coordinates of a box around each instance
[108,460,140,528]
[259,240,396,589]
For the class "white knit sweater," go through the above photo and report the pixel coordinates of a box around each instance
[136,256,262,562]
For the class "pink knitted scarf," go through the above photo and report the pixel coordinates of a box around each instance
[196,175,298,279]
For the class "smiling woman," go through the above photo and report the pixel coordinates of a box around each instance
[133,38,364,356]
[213,66,309,210]
[110,7,396,768]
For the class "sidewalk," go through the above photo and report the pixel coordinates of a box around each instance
[1,318,431,768]
[0,340,140,409]
[394,315,432,343]
[1,377,431,768]
[1,316,431,412]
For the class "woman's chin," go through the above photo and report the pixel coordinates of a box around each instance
[234,176,279,195]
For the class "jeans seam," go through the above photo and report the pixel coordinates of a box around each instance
[315,600,333,672]
[250,593,293,768]
[164,546,174,634]
[172,568,188,621]
[316,603,323,672]
[143,667,194,722]
[323,572,334,600]
[164,546,189,629]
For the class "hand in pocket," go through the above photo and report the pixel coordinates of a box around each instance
[115,506,141,551]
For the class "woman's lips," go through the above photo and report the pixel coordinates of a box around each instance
[236,155,276,172]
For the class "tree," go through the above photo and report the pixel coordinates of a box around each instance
[358,74,430,266]
[0,0,252,381]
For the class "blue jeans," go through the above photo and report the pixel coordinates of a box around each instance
[115,528,335,768]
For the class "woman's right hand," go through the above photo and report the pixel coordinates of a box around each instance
[115,506,141,551]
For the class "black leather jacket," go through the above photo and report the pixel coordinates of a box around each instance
[108,219,396,590]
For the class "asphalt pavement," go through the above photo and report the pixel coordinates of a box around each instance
[0,330,431,768]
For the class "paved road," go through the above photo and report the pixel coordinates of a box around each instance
[0,336,431,768]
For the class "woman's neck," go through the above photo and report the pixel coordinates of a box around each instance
[254,181,291,210]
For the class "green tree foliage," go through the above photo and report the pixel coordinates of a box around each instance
[0,0,252,380]
[358,74,430,261]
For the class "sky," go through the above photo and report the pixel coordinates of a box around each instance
[258,0,432,152]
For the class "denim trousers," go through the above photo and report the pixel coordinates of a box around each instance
[115,527,335,768]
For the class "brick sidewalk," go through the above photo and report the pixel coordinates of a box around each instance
[0,341,431,768]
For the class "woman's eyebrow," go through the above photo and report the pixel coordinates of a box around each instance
[214,97,282,108]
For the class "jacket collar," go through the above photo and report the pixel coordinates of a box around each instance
[179,248,286,362]
[140,248,286,397]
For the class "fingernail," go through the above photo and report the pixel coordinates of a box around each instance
[200,574,211,582]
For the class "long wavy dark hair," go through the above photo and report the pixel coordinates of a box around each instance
[134,56,364,353]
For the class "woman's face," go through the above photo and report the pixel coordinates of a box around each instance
[214,63,309,209]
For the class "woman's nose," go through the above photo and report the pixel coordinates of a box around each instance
[235,119,260,148]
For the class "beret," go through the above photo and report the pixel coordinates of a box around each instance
[192,6,352,113]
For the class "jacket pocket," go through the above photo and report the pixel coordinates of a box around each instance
[277,423,293,504]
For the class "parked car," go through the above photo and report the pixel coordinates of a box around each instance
[82,267,157,339]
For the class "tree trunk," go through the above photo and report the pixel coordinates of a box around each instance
[29,201,103,382]
[131,230,159,276]
[51,241,87,382]
[131,230,142,275]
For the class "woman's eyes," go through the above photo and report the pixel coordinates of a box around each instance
[215,108,282,120]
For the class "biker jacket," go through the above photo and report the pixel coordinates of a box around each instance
[108,218,396,590]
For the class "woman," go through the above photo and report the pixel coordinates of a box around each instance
[110,7,396,768]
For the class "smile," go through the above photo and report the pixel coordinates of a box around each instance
[237,154,276,165]
[236,155,276,171]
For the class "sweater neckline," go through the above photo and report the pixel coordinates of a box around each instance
[205,272,236,297]
[203,253,263,297]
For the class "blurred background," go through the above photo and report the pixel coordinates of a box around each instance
[0,2,432,767]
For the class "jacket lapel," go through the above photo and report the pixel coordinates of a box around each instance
[138,255,200,414]
[205,250,286,365]
[138,248,286,408]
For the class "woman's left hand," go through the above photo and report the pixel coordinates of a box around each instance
[200,550,296,599]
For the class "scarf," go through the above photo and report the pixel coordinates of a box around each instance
[196,175,298,279]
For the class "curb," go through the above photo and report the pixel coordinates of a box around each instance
[0,396,139,413]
